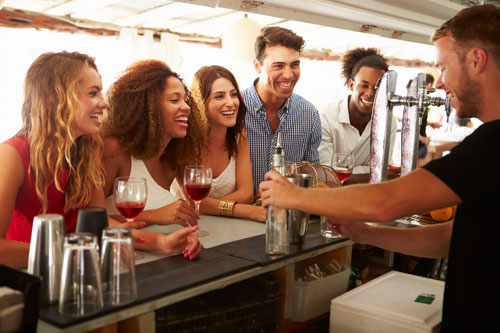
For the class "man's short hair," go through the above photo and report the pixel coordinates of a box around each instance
[254,27,305,63]
[431,4,500,68]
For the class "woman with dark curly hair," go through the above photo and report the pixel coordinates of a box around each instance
[102,59,203,259]
[318,47,398,184]
[173,65,266,222]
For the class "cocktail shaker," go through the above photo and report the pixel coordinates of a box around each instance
[27,214,66,305]
[287,174,313,244]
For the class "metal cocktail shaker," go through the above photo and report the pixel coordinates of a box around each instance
[287,174,314,245]
[27,214,66,305]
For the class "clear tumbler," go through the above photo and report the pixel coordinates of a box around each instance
[100,227,137,306]
[58,233,103,316]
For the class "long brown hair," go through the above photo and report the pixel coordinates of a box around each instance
[20,51,105,213]
[190,65,246,159]
[104,59,203,171]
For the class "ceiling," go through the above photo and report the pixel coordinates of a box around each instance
[1,0,498,63]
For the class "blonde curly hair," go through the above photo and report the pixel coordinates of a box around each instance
[103,59,204,172]
[20,51,105,213]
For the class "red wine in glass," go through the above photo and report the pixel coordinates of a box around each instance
[115,202,145,220]
[332,153,354,185]
[185,184,212,201]
[113,177,148,260]
[184,165,212,237]
[336,169,352,182]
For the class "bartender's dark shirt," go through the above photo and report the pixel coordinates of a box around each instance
[423,119,500,332]
[418,108,428,149]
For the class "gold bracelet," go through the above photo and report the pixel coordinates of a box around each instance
[218,200,235,217]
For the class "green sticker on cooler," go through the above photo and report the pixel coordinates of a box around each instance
[415,293,435,304]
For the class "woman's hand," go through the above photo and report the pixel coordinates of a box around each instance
[161,199,199,226]
[157,226,203,260]
[140,199,199,227]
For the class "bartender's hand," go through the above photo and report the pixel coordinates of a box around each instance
[158,226,203,260]
[327,218,371,244]
[259,170,300,209]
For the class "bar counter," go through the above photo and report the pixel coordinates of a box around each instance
[37,215,353,332]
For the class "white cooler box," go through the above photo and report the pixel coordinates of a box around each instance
[330,271,444,333]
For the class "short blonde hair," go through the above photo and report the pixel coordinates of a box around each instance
[431,4,500,68]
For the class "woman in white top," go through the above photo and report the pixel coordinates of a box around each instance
[180,65,266,222]
[102,59,204,231]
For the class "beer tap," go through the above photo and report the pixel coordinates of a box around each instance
[369,71,450,184]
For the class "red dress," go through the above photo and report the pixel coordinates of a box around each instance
[4,135,77,242]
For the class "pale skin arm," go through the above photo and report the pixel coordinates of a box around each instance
[260,168,459,258]
[102,137,197,227]
[332,219,453,258]
[0,144,30,269]
[260,168,462,223]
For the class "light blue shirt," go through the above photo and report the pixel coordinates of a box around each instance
[243,79,321,193]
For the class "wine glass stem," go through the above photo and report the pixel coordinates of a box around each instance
[195,201,201,216]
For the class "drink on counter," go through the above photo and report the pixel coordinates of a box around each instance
[115,202,145,220]
[335,168,351,182]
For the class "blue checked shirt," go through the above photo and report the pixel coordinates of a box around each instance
[243,80,321,193]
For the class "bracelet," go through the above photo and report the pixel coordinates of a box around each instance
[218,200,235,217]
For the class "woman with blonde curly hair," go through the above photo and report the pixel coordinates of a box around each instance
[0,53,202,269]
[175,65,266,222]
[0,51,107,268]
[103,59,205,236]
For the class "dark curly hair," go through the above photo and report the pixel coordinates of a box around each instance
[103,59,203,171]
[341,48,388,86]
[254,26,305,63]
[191,65,246,159]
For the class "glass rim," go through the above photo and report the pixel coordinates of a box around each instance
[102,226,133,239]
[114,176,147,183]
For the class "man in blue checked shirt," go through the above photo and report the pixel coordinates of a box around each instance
[242,26,321,195]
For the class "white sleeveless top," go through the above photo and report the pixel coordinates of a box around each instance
[170,155,237,200]
[208,155,236,198]
[106,157,176,215]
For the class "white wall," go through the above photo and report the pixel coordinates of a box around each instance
[0,27,428,143]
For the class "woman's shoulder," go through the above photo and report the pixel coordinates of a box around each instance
[102,136,129,162]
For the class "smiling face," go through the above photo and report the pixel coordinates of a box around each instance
[348,66,386,118]
[206,77,240,130]
[160,76,191,142]
[434,36,482,120]
[254,44,300,102]
[72,67,108,138]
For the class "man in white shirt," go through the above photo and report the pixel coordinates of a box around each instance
[319,48,398,184]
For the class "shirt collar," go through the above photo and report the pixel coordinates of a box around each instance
[249,78,290,114]
[339,96,351,124]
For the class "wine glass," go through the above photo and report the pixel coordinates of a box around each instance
[184,165,212,237]
[332,153,354,184]
[113,177,147,259]
[113,177,147,222]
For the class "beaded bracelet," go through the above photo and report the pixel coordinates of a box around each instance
[218,200,235,217]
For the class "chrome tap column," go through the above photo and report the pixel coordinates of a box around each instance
[370,71,450,183]
[369,71,397,184]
